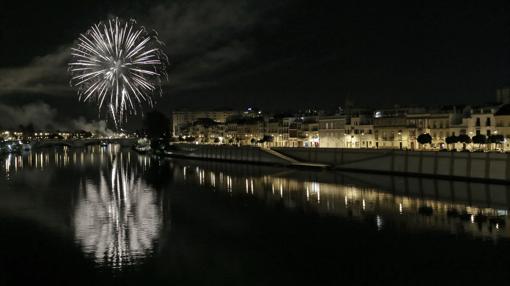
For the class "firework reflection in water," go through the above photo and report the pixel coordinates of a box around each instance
[74,153,162,269]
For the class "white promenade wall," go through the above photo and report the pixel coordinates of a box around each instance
[274,147,510,182]
[173,144,294,166]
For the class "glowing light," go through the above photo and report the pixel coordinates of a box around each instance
[74,155,162,269]
[69,17,168,127]
[199,169,205,185]
[210,172,216,187]
[376,215,383,231]
[226,176,232,192]
[4,154,11,173]
[308,182,320,203]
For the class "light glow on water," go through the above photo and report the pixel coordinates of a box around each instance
[73,153,162,270]
[2,146,510,276]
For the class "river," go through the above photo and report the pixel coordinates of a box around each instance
[1,145,509,285]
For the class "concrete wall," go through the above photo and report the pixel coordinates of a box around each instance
[274,147,510,182]
[173,144,293,166]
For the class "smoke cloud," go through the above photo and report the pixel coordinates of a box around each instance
[0,102,114,135]
[71,117,115,137]
[0,102,58,130]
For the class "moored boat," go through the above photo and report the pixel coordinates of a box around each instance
[134,138,151,153]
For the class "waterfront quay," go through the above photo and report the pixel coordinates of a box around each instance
[160,143,510,183]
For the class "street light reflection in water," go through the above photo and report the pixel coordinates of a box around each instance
[174,161,510,241]
[2,146,510,274]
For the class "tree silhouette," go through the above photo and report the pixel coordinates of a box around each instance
[143,110,170,139]
[457,134,471,144]
[488,134,504,144]
[488,134,504,150]
[417,133,432,146]
[472,134,487,145]
[457,134,471,151]
[445,135,458,145]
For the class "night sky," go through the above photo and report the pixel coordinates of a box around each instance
[1,1,510,129]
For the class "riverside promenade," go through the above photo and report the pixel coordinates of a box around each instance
[165,144,328,169]
[165,144,510,183]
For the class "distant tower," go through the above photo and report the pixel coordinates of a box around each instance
[496,87,510,104]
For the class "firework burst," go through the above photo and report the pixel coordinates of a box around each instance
[68,17,168,127]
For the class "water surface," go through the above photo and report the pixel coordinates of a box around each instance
[1,146,510,285]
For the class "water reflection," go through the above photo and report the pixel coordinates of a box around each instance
[1,146,163,270]
[73,151,162,270]
[171,160,510,240]
[2,146,510,274]
[2,145,130,174]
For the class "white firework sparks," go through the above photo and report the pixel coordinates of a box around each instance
[69,17,168,127]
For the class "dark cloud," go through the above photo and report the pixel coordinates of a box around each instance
[130,0,279,91]
[0,0,275,96]
[0,46,71,95]
[148,0,260,56]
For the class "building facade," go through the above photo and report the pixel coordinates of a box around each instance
[168,103,510,151]
[318,116,346,148]
[171,110,239,136]
[344,114,374,148]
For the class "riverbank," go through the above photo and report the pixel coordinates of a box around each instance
[160,144,510,184]
[275,147,510,184]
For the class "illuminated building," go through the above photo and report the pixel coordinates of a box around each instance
[494,104,510,149]
[344,114,374,148]
[373,111,409,149]
[318,116,346,148]
[171,110,239,136]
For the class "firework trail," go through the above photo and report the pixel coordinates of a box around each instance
[69,18,168,127]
